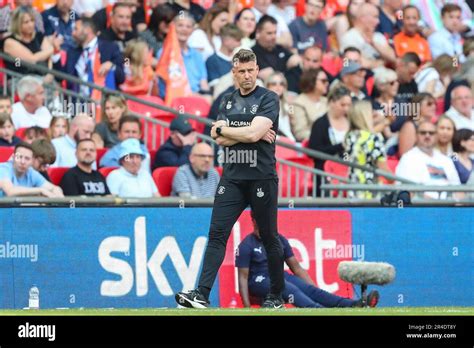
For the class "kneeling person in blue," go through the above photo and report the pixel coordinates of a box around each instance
[236,211,379,308]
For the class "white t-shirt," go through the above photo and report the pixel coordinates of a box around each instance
[396,147,461,198]
[267,4,295,25]
[445,106,474,131]
[187,29,222,62]
[415,67,444,97]
[107,167,158,198]
[11,102,52,129]
[73,0,104,16]
[340,28,387,60]
[252,8,290,38]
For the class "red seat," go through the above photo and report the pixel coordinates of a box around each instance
[321,53,343,77]
[15,128,29,140]
[435,98,445,116]
[47,167,70,185]
[98,166,118,178]
[324,160,349,197]
[276,157,314,197]
[96,148,108,166]
[141,120,171,151]
[0,147,14,162]
[148,149,157,171]
[276,136,300,159]
[170,96,210,134]
[127,95,165,118]
[152,166,178,196]
[215,166,223,176]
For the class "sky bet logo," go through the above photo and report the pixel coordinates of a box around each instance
[98,217,207,297]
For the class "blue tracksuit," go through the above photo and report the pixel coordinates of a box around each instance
[236,233,357,308]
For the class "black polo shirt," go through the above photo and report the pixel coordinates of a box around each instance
[252,43,292,73]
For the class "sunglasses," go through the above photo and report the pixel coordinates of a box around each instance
[418,130,436,136]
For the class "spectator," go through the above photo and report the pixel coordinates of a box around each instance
[206,24,243,87]
[72,0,103,18]
[119,39,156,96]
[31,138,56,180]
[308,85,352,194]
[376,0,402,39]
[235,8,256,49]
[42,0,78,50]
[396,121,461,199]
[330,0,365,51]
[0,142,63,197]
[394,52,421,103]
[445,85,474,131]
[24,126,48,144]
[0,113,22,147]
[340,3,396,68]
[268,0,296,25]
[288,0,327,54]
[188,6,229,61]
[415,54,457,99]
[98,3,138,52]
[93,95,127,149]
[393,6,432,64]
[106,138,160,198]
[344,100,390,198]
[251,0,293,48]
[252,15,297,81]
[236,211,380,308]
[171,142,219,198]
[48,116,69,140]
[0,95,12,115]
[265,72,295,140]
[290,68,329,142]
[452,129,474,184]
[153,116,196,170]
[157,12,210,98]
[339,61,367,100]
[372,67,400,120]
[0,0,44,39]
[99,115,150,170]
[65,17,125,96]
[399,93,437,157]
[285,45,324,95]
[169,0,205,24]
[51,113,95,167]
[436,115,456,156]
[93,0,146,34]
[60,139,111,196]
[139,4,176,56]
[428,4,465,63]
[3,6,59,76]
[11,76,52,129]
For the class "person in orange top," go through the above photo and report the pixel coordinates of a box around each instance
[393,5,432,64]
[120,39,156,95]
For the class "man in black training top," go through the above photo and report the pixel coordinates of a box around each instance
[175,48,285,309]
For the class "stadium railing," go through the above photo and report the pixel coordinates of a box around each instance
[0,52,458,200]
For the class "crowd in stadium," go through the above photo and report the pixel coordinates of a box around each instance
[0,0,473,199]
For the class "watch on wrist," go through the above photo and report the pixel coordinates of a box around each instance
[216,126,223,136]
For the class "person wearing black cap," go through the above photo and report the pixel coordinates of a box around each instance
[152,116,196,170]
[175,48,285,309]
[339,61,367,101]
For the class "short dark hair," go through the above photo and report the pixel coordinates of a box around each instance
[14,141,34,154]
[119,115,142,132]
[112,2,133,14]
[232,49,257,65]
[256,14,277,32]
[0,113,13,128]
[0,94,11,102]
[452,128,474,153]
[342,46,361,56]
[401,52,422,67]
[76,138,96,148]
[299,68,324,93]
[25,126,47,139]
[31,139,56,164]
[402,4,420,17]
[77,17,98,34]
[441,3,461,17]
[328,85,351,102]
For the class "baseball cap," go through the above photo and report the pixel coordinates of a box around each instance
[118,138,146,160]
[340,62,363,77]
[170,116,193,135]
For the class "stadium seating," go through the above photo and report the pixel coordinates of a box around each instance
[126,95,165,118]
[96,148,108,166]
[275,136,301,159]
[276,157,314,197]
[142,121,171,151]
[0,147,14,162]
[47,167,69,185]
[323,160,349,197]
[98,166,118,178]
[170,96,211,134]
[152,166,178,197]
[15,128,29,140]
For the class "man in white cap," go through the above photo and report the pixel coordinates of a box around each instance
[106,138,160,198]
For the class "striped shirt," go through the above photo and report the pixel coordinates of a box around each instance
[171,164,220,199]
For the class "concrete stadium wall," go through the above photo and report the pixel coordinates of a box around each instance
[0,207,472,309]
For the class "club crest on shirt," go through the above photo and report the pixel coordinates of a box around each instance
[226,101,232,109]
[257,188,264,198]
[218,186,226,195]
[250,104,258,114]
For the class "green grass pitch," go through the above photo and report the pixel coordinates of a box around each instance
[0,307,472,316]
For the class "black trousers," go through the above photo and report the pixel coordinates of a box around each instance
[198,177,285,297]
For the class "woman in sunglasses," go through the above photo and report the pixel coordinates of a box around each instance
[398,93,437,157]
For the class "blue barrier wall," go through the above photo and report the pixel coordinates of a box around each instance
[0,207,472,308]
